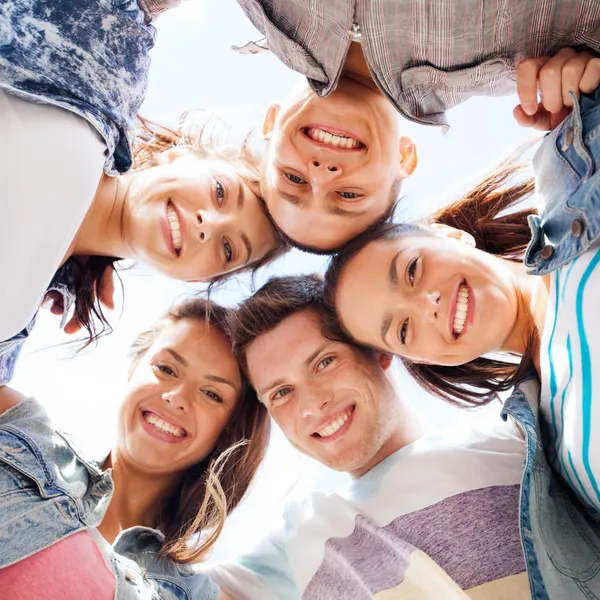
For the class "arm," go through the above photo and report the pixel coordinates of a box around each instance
[515,48,600,130]
[0,385,26,416]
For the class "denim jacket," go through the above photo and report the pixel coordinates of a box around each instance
[0,397,219,600]
[525,87,600,275]
[502,377,600,600]
[0,0,156,174]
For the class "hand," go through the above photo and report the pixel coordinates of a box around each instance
[43,261,115,335]
[514,47,600,130]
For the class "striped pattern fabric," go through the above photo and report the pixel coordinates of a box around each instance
[137,0,182,22]
[235,0,600,127]
[541,246,600,512]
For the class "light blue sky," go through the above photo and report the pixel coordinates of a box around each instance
[12,0,540,564]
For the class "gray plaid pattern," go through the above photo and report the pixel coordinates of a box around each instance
[232,0,600,127]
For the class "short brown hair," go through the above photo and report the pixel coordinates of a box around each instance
[227,275,372,373]
[129,297,270,564]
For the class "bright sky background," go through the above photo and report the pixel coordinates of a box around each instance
[11,0,540,565]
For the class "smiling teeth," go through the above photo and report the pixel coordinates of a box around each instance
[144,412,186,438]
[306,128,361,149]
[317,411,350,438]
[453,284,469,336]
[167,202,182,254]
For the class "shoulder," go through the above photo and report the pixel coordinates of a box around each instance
[0,386,28,416]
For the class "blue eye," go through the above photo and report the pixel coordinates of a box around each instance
[216,180,225,205]
[285,172,307,185]
[338,191,361,199]
[204,390,224,403]
[398,319,409,345]
[273,388,292,400]
[223,240,233,262]
[317,356,334,370]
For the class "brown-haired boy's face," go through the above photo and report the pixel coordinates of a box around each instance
[245,309,400,476]
[261,79,417,250]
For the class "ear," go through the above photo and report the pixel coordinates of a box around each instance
[262,103,281,141]
[398,136,418,178]
[429,223,476,247]
[156,146,189,165]
[378,352,394,371]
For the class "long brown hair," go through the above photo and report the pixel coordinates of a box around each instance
[325,159,539,408]
[69,112,289,349]
[128,297,270,563]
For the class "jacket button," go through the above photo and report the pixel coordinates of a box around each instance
[124,569,138,583]
[570,218,584,237]
[563,127,574,150]
[540,244,554,260]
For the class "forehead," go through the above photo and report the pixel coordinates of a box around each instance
[245,310,326,382]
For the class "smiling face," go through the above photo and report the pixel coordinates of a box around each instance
[121,153,277,281]
[261,79,417,250]
[116,318,242,476]
[245,309,402,476]
[335,233,521,366]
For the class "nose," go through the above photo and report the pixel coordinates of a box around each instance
[162,389,188,412]
[423,291,441,324]
[308,158,343,184]
[299,383,333,421]
[195,209,230,243]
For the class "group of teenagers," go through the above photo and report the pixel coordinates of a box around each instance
[2,0,600,598]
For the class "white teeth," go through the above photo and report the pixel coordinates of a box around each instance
[144,412,186,438]
[306,128,361,149]
[316,411,350,438]
[453,284,469,336]
[167,203,182,253]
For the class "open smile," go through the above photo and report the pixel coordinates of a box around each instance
[140,409,190,444]
[302,125,365,152]
[162,200,187,257]
[448,279,475,339]
[311,405,355,443]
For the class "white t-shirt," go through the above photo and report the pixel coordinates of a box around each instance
[0,90,106,341]
[540,244,600,512]
[208,420,531,600]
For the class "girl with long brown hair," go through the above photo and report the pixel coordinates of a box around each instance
[0,296,269,599]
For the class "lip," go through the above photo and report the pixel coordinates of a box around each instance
[301,124,366,153]
[161,200,188,258]
[311,405,355,444]
[447,279,476,340]
[139,408,190,444]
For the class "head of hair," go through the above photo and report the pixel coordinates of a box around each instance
[69,113,290,349]
[266,177,403,255]
[128,296,270,564]
[227,274,374,374]
[325,158,538,408]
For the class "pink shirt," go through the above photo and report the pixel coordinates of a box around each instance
[0,530,115,599]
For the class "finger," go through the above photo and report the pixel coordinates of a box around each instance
[513,103,553,131]
[516,57,549,115]
[560,52,595,107]
[63,313,83,335]
[538,48,578,113]
[579,57,600,94]
[98,266,116,311]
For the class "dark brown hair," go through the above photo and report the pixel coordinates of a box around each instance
[69,113,290,349]
[226,274,372,373]
[128,297,270,563]
[325,160,538,408]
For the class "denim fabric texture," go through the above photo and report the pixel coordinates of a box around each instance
[526,88,600,275]
[502,377,600,600]
[0,397,219,600]
[0,0,156,174]
[0,261,76,386]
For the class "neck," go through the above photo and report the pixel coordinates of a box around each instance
[98,449,180,544]
[351,393,423,478]
[341,42,379,92]
[498,259,549,375]
[70,174,132,260]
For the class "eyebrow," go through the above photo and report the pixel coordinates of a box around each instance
[166,348,188,366]
[325,203,371,218]
[257,342,331,396]
[389,249,404,286]
[276,187,307,207]
[240,233,252,263]
[237,180,244,208]
[206,374,240,393]
[380,314,393,349]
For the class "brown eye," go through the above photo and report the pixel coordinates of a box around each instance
[223,240,233,262]
[398,319,409,345]
[407,257,419,285]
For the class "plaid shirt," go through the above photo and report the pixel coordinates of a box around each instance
[233,0,600,127]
